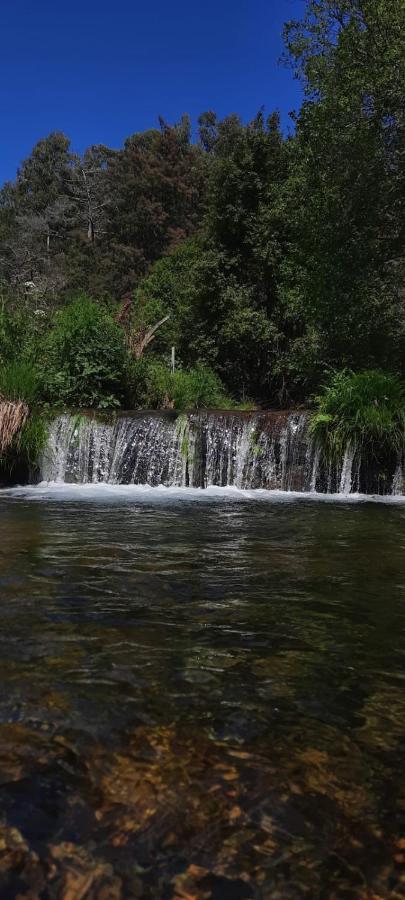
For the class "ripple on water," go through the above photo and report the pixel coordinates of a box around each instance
[0,493,404,895]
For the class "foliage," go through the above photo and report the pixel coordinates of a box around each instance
[0,359,41,404]
[310,370,405,457]
[171,365,227,410]
[125,357,230,411]
[280,0,405,389]
[42,296,126,408]
[14,414,48,469]
[0,309,23,365]
[0,412,48,476]
[0,1,405,411]
[129,238,201,359]
[134,115,287,399]
[103,118,206,296]
[126,358,172,409]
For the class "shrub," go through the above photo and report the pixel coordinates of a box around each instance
[0,309,21,365]
[171,365,226,410]
[0,306,49,369]
[42,296,126,408]
[310,370,405,457]
[124,358,171,408]
[125,359,230,411]
[0,359,41,404]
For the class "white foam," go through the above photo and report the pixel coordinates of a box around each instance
[1,481,405,505]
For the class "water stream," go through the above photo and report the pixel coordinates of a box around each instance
[40,410,397,495]
[41,411,313,489]
[1,414,405,895]
[0,489,404,896]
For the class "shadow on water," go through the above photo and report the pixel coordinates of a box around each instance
[0,490,404,896]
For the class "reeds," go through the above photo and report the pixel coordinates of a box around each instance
[0,396,29,455]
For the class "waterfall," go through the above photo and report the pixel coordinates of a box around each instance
[339,443,355,494]
[40,411,318,491]
[392,461,404,495]
[39,411,401,494]
[41,413,193,487]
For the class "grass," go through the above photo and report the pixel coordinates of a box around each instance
[0,413,48,475]
[0,360,47,472]
[16,414,48,468]
[0,360,40,404]
[310,369,405,458]
[0,398,29,455]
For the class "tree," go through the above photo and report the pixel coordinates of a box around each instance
[196,111,288,398]
[280,0,405,391]
[68,145,113,244]
[103,117,207,295]
[129,113,289,401]
[0,133,76,302]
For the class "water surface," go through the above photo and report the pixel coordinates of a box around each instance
[0,487,404,897]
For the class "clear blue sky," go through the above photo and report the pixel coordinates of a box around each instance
[0,0,303,184]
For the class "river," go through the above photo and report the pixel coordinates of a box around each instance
[0,486,404,897]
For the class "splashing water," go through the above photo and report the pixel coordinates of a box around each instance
[41,411,318,491]
[39,411,401,495]
[339,443,355,494]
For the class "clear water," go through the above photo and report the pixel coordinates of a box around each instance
[0,486,404,897]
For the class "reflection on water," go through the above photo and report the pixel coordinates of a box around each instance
[0,489,405,897]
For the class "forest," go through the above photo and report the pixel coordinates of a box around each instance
[0,0,404,438]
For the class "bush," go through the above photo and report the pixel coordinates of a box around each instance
[310,370,405,457]
[0,359,41,404]
[42,296,126,408]
[0,310,22,365]
[0,306,50,369]
[124,358,168,408]
[171,365,226,410]
[126,360,230,411]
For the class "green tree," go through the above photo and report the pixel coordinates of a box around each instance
[102,118,207,296]
[280,0,405,391]
[0,133,76,301]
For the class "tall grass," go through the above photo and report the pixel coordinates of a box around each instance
[310,370,405,457]
[0,360,40,404]
[0,413,48,475]
[0,398,28,455]
[0,360,46,473]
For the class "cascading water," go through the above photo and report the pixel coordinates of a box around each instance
[39,410,399,494]
[392,462,404,495]
[41,411,321,491]
[338,443,357,494]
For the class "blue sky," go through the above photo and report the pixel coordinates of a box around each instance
[0,0,303,184]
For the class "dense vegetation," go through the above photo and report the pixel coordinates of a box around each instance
[311,370,405,459]
[0,0,404,445]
